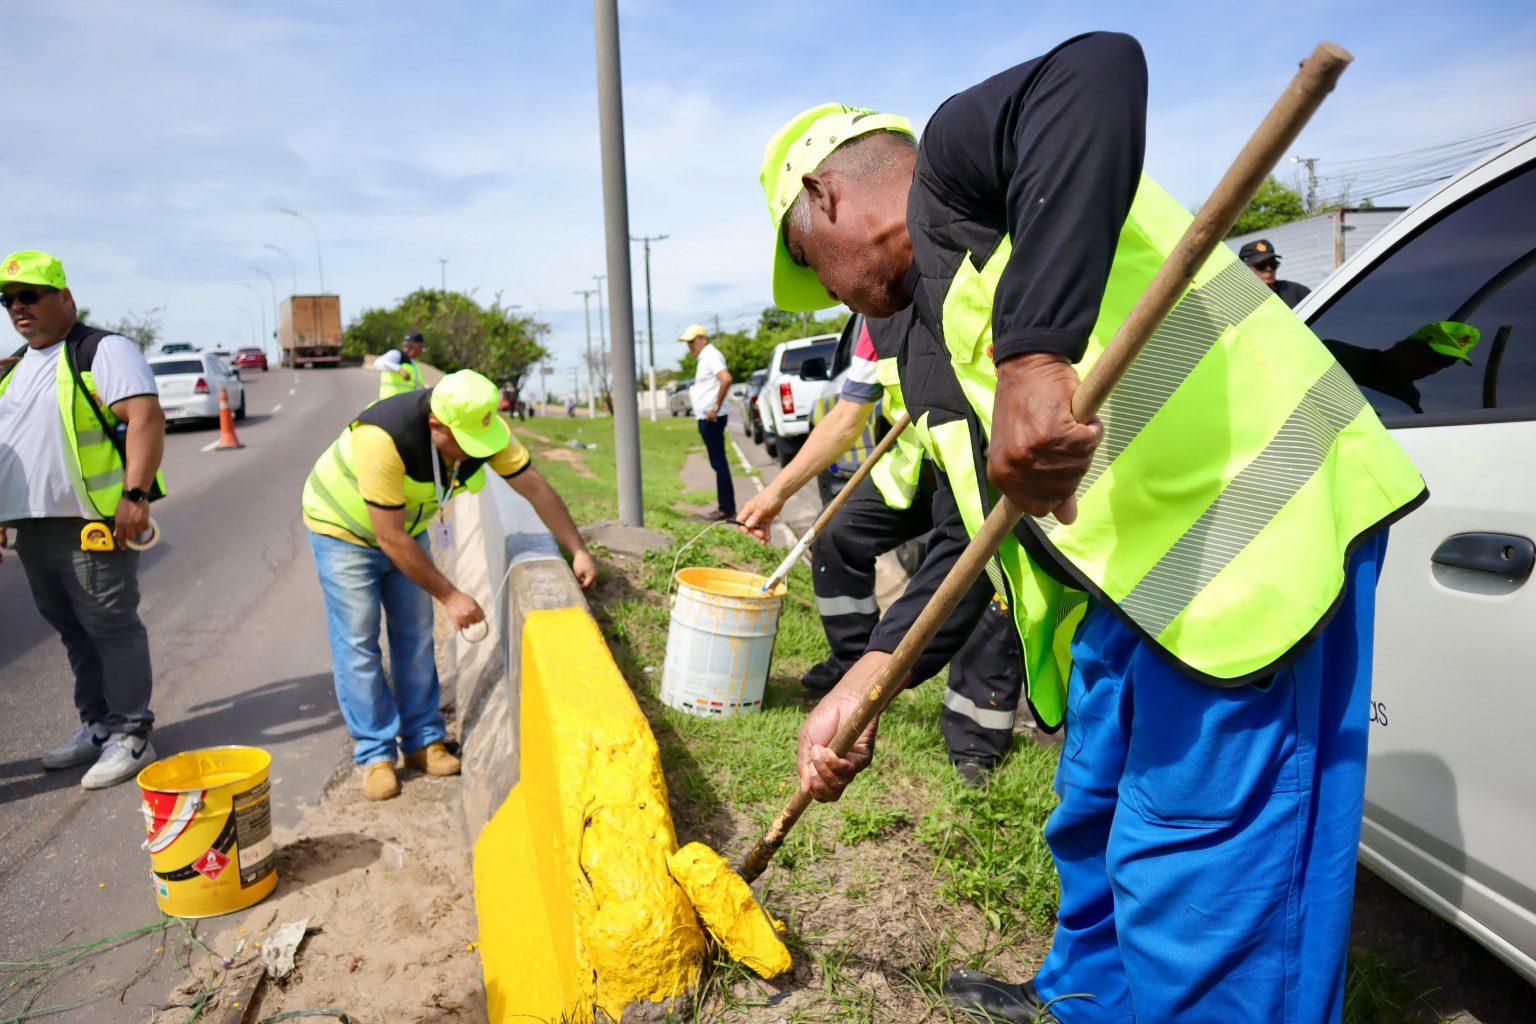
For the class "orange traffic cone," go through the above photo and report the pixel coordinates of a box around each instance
[216,387,245,450]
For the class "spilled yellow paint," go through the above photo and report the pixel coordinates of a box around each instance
[476,607,706,1023]
[667,842,792,978]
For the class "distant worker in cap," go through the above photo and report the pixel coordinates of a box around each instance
[373,331,426,402]
[1323,320,1481,415]
[678,323,736,522]
[1238,238,1311,308]
[0,251,168,790]
[302,369,597,800]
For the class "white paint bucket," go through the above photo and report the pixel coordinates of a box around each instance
[661,567,785,717]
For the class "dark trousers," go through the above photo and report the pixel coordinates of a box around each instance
[812,473,1022,765]
[14,517,155,738]
[696,416,736,517]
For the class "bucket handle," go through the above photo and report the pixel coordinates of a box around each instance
[667,519,748,599]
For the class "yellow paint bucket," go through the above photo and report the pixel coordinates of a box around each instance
[137,746,277,918]
[661,567,786,717]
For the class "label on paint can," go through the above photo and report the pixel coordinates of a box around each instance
[232,778,275,888]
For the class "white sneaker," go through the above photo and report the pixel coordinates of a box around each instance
[81,734,156,790]
[41,722,109,770]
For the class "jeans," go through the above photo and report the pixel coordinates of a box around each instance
[695,415,736,517]
[1034,532,1386,1024]
[14,517,155,738]
[307,529,446,766]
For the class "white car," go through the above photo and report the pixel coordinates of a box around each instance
[150,351,246,426]
[1295,130,1536,985]
[758,333,838,464]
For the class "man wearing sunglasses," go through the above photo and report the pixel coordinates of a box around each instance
[1238,238,1311,308]
[0,251,167,790]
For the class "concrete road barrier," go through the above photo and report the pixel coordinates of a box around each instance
[453,478,704,1023]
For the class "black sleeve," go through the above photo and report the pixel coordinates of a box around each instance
[921,32,1147,363]
[865,482,995,684]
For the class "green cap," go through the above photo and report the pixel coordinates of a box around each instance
[429,369,511,458]
[1408,321,1480,364]
[2,251,67,291]
[760,103,914,312]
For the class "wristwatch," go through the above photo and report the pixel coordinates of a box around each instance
[123,487,150,503]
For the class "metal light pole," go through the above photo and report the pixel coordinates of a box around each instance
[630,233,666,421]
[573,289,597,419]
[250,265,279,360]
[438,258,449,292]
[241,284,267,353]
[279,208,325,294]
[1290,155,1320,213]
[264,244,298,295]
[237,304,259,348]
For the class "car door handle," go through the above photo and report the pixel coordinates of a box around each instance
[1430,533,1534,581]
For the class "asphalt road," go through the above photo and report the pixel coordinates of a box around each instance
[0,365,377,1022]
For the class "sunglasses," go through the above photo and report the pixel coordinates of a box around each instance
[1,287,58,309]
[1252,260,1279,272]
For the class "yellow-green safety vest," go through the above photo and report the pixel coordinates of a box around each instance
[302,400,490,548]
[922,174,1424,727]
[378,354,422,401]
[867,355,925,511]
[0,327,167,519]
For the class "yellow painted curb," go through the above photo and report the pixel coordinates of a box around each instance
[475,606,705,1023]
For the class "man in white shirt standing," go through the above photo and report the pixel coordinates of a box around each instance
[372,331,425,403]
[0,251,167,789]
[678,324,735,522]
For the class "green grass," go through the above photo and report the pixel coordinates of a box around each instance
[553,417,1436,1022]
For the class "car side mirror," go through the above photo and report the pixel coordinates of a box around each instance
[800,357,830,381]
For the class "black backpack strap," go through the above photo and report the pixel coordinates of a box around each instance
[63,323,164,502]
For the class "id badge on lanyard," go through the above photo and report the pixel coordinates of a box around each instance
[429,440,458,550]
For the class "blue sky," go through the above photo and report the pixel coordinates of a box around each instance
[5,0,1532,384]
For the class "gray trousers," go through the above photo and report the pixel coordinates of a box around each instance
[14,517,155,737]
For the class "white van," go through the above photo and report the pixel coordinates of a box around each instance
[1295,131,1536,986]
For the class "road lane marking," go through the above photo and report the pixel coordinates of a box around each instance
[288,388,297,396]
[200,440,220,452]
[729,435,796,547]
[271,404,283,413]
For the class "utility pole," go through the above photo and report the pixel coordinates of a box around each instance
[438,258,449,292]
[593,0,643,525]
[713,313,722,338]
[1290,155,1320,213]
[630,233,667,421]
[241,283,267,353]
[250,265,278,360]
[573,289,597,419]
[540,363,552,407]
[593,274,607,350]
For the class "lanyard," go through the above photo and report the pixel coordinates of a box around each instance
[429,434,458,518]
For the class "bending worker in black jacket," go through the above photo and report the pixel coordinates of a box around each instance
[757,32,1423,1024]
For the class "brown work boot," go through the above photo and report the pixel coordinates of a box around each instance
[403,741,461,777]
[362,760,401,801]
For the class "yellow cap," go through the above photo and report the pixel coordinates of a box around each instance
[677,323,709,342]
[1408,321,1480,364]
[429,369,510,458]
[759,104,913,312]
[2,251,68,291]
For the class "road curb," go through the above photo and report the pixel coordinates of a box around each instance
[449,479,704,1023]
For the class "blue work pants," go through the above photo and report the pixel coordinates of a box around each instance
[1035,533,1385,1024]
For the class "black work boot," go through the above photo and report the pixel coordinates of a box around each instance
[952,758,997,788]
[942,971,1057,1023]
[799,656,843,694]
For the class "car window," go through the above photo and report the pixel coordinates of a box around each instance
[832,315,863,376]
[1306,163,1536,425]
[780,341,839,375]
[152,360,204,376]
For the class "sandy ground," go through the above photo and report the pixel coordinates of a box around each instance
[146,764,485,1024]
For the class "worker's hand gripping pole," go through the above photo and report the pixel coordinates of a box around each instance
[739,42,1354,884]
[758,412,912,593]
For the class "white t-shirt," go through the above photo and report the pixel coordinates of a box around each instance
[0,334,158,523]
[373,348,404,373]
[689,342,728,419]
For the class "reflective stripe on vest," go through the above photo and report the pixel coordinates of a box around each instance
[932,173,1425,686]
[301,422,489,547]
[867,356,924,511]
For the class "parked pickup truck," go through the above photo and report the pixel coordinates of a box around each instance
[758,333,838,464]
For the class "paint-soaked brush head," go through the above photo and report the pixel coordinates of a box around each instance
[666,842,791,978]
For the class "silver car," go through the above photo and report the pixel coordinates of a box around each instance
[1296,130,1536,986]
[150,352,246,426]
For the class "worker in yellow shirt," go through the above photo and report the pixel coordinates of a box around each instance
[301,369,596,800]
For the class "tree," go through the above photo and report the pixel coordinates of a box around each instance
[80,306,165,352]
[584,345,614,413]
[1227,176,1309,237]
[343,289,549,387]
